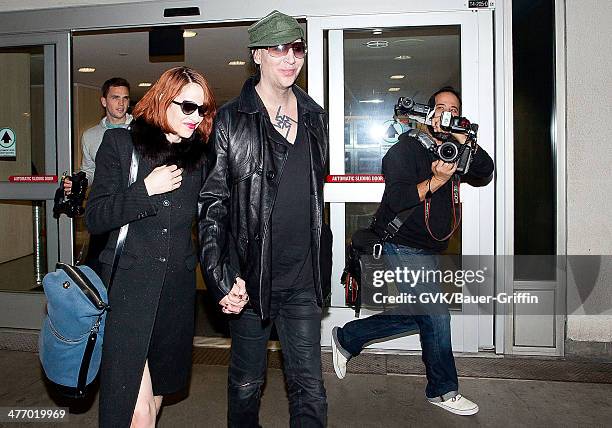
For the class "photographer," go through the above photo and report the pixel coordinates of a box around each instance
[331,87,493,416]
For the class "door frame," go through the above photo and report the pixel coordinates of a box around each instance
[0,1,567,357]
[0,31,72,329]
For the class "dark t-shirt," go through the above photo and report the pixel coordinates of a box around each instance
[377,132,494,252]
[269,110,313,290]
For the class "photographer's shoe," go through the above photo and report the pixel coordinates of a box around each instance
[428,394,479,416]
[331,327,351,379]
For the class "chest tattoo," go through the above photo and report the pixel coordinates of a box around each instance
[274,106,298,139]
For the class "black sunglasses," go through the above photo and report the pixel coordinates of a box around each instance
[172,100,206,117]
[267,41,307,59]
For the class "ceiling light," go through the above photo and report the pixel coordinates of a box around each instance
[78,67,95,73]
[228,60,246,66]
[372,29,383,35]
[138,82,152,87]
[183,30,197,38]
[388,87,401,92]
[365,40,388,48]
[359,99,384,104]
[389,75,405,79]
[394,55,412,60]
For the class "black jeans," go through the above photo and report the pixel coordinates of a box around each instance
[228,286,327,428]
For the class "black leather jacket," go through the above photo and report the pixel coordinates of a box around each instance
[198,76,329,319]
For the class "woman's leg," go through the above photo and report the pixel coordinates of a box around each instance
[130,360,163,428]
[154,395,163,414]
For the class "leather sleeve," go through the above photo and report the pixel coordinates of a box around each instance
[197,115,240,305]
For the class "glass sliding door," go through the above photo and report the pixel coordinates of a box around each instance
[0,32,71,329]
[309,11,495,352]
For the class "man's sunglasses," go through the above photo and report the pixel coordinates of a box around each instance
[172,100,206,117]
[266,41,307,59]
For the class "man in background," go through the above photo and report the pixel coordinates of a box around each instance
[65,77,131,268]
[73,77,132,184]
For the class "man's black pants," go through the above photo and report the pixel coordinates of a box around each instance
[227,286,327,428]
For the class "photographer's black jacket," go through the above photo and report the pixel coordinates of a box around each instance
[376,132,494,252]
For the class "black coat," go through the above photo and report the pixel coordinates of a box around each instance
[198,76,329,319]
[85,118,206,428]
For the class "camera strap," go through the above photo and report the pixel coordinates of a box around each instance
[368,206,416,259]
[424,176,462,242]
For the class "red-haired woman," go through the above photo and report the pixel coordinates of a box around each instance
[85,66,216,428]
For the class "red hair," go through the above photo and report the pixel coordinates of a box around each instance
[133,66,216,141]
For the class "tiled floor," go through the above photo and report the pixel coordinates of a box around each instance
[1,350,611,427]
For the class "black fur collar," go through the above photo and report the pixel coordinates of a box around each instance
[130,117,206,172]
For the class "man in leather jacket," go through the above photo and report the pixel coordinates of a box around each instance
[198,10,328,427]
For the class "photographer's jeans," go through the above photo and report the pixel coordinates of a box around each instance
[337,243,459,400]
[228,286,327,428]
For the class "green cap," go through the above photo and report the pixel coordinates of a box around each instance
[248,10,304,48]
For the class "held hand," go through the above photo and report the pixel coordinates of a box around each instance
[431,160,457,184]
[63,177,73,196]
[431,114,442,134]
[144,165,183,196]
[219,277,249,314]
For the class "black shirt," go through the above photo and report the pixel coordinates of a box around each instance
[377,132,494,252]
[269,109,314,290]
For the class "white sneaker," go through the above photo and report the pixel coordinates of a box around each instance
[428,394,479,416]
[331,327,350,379]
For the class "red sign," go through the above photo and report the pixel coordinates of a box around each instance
[8,175,58,183]
[326,174,385,183]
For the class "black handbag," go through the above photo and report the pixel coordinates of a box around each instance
[342,206,415,316]
[39,150,139,399]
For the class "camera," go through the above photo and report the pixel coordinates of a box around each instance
[393,95,479,174]
[394,97,479,136]
[394,97,432,122]
[440,111,479,135]
[408,130,474,175]
[53,171,88,218]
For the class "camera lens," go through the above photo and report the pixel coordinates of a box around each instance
[439,142,458,162]
[400,97,414,109]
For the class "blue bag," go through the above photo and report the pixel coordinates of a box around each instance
[39,263,108,398]
[39,149,139,399]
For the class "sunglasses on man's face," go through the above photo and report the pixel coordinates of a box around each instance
[172,100,206,117]
[266,41,307,59]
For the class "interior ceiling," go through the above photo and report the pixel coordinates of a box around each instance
[71,24,460,112]
[73,24,258,106]
[344,26,461,118]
